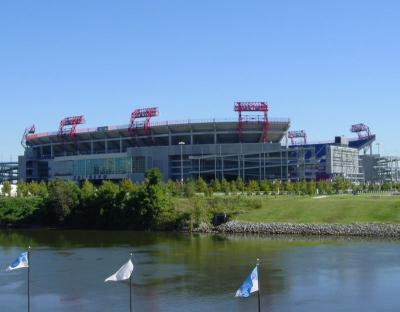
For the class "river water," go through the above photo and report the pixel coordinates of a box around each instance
[1,230,400,312]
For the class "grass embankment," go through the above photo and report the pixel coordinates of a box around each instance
[236,194,400,224]
[173,196,262,227]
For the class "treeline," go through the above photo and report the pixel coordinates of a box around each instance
[0,169,176,230]
[168,177,400,197]
[1,171,400,229]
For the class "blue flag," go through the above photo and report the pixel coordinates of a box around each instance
[235,266,259,298]
[6,252,29,271]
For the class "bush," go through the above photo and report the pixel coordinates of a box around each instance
[0,197,42,224]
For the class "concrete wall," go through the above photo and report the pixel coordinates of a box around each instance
[326,145,359,176]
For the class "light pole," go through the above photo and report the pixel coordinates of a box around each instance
[376,142,380,155]
[179,141,185,183]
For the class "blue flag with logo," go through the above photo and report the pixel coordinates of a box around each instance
[6,252,29,271]
[235,266,259,298]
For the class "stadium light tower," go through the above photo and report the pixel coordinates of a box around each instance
[350,123,372,139]
[234,102,269,143]
[179,141,185,183]
[21,124,35,148]
[129,107,159,135]
[58,116,85,139]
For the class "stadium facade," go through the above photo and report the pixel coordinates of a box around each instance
[18,104,379,183]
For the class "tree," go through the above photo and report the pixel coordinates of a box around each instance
[235,177,245,192]
[95,180,122,227]
[184,179,196,197]
[144,168,162,186]
[333,177,346,194]
[37,181,48,198]
[284,180,294,194]
[381,181,392,192]
[260,180,271,194]
[44,180,80,224]
[195,177,208,194]
[317,181,326,195]
[166,179,181,196]
[325,180,333,194]
[17,180,29,197]
[128,168,174,229]
[119,179,137,195]
[27,181,40,196]
[211,179,221,192]
[81,180,95,200]
[230,180,238,194]
[367,183,374,192]
[221,178,231,194]
[299,180,307,195]
[294,180,307,195]
[71,179,96,226]
[307,180,316,195]
[272,180,281,195]
[360,182,367,193]
[1,181,11,196]
[247,180,259,194]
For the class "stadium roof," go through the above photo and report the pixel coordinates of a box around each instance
[26,118,291,147]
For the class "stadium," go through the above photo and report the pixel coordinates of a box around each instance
[18,102,383,184]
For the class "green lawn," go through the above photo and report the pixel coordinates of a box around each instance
[236,194,400,224]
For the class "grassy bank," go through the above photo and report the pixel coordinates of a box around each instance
[235,194,400,224]
[2,169,400,230]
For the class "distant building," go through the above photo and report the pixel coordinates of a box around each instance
[361,155,400,183]
[0,162,18,184]
[0,184,18,197]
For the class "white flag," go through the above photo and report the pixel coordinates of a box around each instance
[105,259,134,282]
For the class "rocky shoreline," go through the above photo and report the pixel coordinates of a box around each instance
[195,221,400,238]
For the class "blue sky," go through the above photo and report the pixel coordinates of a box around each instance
[0,0,399,161]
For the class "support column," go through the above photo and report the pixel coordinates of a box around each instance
[286,132,289,180]
[198,159,201,179]
[280,148,283,181]
[120,138,123,153]
[214,154,217,181]
[50,144,54,158]
[91,141,94,155]
[243,154,245,181]
[238,155,241,179]
[221,155,224,180]
[263,151,266,180]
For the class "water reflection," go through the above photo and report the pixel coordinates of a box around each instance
[1,230,400,311]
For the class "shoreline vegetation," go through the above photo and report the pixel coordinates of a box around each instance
[1,168,400,237]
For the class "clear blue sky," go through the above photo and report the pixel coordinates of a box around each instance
[1,0,399,161]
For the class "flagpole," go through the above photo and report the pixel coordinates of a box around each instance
[28,246,31,312]
[257,258,260,312]
[129,252,133,312]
